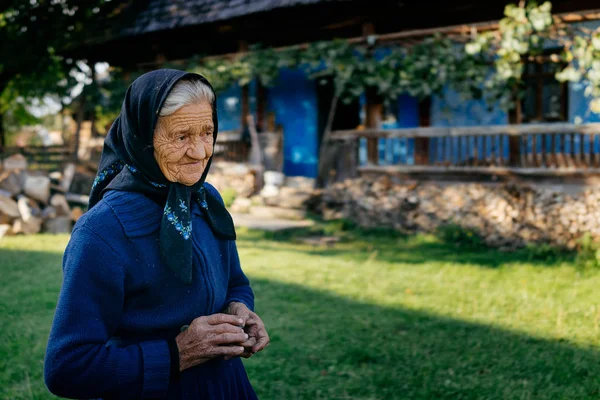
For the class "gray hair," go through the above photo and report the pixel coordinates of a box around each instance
[159,79,214,117]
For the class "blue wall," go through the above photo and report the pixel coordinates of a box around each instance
[216,84,242,132]
[267,68,319,177]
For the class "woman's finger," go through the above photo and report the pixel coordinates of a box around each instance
[212,332,248,345]
[212,345,245,357]
[240,336,257,348]
[206,313,244,326]
[251,327,270,353]
[210,323,245,335]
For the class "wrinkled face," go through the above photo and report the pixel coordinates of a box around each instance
[153,102,214,186]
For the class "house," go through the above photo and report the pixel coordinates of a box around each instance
[67,0,600,182]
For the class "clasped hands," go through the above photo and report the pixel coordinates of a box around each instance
[175,302,269,371]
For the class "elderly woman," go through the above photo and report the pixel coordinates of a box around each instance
[44,69,269,399]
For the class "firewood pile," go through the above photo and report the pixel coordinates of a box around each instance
[317,176,600,250]
[0,154,95,238]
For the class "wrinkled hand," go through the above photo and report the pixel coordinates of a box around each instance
[224,302,269,359]
[175,313,248,371]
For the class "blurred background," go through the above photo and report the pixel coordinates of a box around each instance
[2,0,600,399]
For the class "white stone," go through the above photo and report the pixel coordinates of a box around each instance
[44,217,72,234]
[12,216,42,235]
[0,195,20,218]
[230,198,252,214]
[50,194,71,216]
[0,170,25,196]
[23,175,51,204]
[3,154,28,170]
[0,224,12,239]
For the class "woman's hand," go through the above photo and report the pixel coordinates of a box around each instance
[175,313,248,371]
[224,302,270,359]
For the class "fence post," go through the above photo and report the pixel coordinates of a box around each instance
[414,97,431,165]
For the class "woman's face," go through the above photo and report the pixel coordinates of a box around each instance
[153,101,214,186]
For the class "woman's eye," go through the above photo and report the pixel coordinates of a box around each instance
[178,135,186,141]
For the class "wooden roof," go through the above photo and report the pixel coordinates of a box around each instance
[70,0,600,67]
[115,0,341,38]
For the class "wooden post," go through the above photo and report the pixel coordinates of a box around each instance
[362,22,381,165]
[365,87,382,165]
[0,111,5,157]
[414,97,431,165]
[256,81,267,132]
[239,41,250,130]
[508,88,523,167]
[72,98,85,162]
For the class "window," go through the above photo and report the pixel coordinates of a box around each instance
[520,52,568,123]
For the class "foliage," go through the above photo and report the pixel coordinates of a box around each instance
[220,188,238,208]
[0,0,118,135]
[435,223,485,249]
[465,1,555,110]
[575,232,600,270]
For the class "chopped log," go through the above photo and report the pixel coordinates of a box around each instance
[0,195,20,218]
[23,174,51,204]
[65,193,89,205]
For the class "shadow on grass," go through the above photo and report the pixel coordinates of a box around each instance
[247,277,600,399]
[1,246,595,400]
[237,226,575,270]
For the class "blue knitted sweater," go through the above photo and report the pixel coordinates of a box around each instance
[44,184,257,399]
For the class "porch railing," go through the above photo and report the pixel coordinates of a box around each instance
[329,122,600,180]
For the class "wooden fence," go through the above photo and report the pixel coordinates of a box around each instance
[2,146,72,170]
[329,122,600,181]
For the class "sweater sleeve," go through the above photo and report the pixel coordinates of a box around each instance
[224,240,255,312]
[44,225,171,399]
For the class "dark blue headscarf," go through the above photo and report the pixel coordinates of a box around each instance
[88,69,236,284]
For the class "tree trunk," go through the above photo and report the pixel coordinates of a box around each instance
[315,93,341,188]
[0,110,5,157]
[72,98,85,162]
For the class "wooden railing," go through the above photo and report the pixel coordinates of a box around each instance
[213,131,250,163]
[329,123,600,180]
[2,145,72,170]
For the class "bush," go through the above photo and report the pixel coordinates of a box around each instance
[436,223,484,249]
[221,188,237,208]
[575,233,600,270]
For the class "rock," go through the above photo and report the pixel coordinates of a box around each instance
[71,206,84,222]
[250,205,307,221]
[0,224,12,239]
[17,196,41,222]
[250,195,266,206]
[12,216,42,235]
[41,206,57,220]
[285,176,315,189]
[0,170,25,196]
[50,194,71,216]
[61,163,76,192]
[0,195,20,218]
[3,154,28,170]
[266,187,312,209]
[260,185,279,198]
[263,171,285,187]
[43,217,72,234]
[231,198,252,214]
[23,174,51,204]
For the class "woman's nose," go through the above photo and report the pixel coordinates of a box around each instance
[187,139,206,160]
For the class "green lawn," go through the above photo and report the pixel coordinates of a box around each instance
[1,228,600,399]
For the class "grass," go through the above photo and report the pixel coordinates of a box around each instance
[1,226,600,399]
